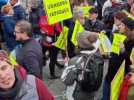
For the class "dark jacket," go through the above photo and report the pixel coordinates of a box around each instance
[0,66,54,100]
[39,16,62,47]
[13,5,26,21]
[38,0,45,16]
[63,19,76,58]
[106,39,134,84]
[16,39,43,79]
[84,19,104,32]
[2,15,17,51]
[29,8,40,35]
[63,18,74,39]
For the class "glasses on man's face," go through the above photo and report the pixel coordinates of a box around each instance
[14,31,22,35]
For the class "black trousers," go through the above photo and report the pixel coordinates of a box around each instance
[42,46,59,76]
[67,40,76,58]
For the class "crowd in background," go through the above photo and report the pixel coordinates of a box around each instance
[0,0,134,100]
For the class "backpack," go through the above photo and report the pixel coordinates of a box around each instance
[61,55,81,85]
[61,50,104,93]
[78,51,104,92]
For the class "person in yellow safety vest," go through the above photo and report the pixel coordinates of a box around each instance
[65,9,85,58]
[9,52,18,66]
[112,11,127,34]
[103,16,134,100]
[122,2,134,20]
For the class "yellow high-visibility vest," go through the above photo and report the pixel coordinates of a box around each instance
[99,31,111,53]
[55,26,69,50]
[71,20,84,46]
[123,10,134,20]
[9,51,18,66]
[112,33,126,55]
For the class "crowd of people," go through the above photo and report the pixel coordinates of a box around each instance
[0,0,134,100]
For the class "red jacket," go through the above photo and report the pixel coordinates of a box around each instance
[18,66,54,100]
[39,16,62,36]
[119,74,132,100]
[39,16,62,47]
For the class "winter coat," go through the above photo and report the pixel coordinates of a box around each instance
[106,39,134,84]
[2,15,17,51]
[8,1,26,21]
[29,8,40,35]
[84,19,104,32]
[39,16,62,36]
[102,0,112,17]
[39,16,62,47]
[13,5,26,21]
[18,67,54,100]
[16,39,43,79]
